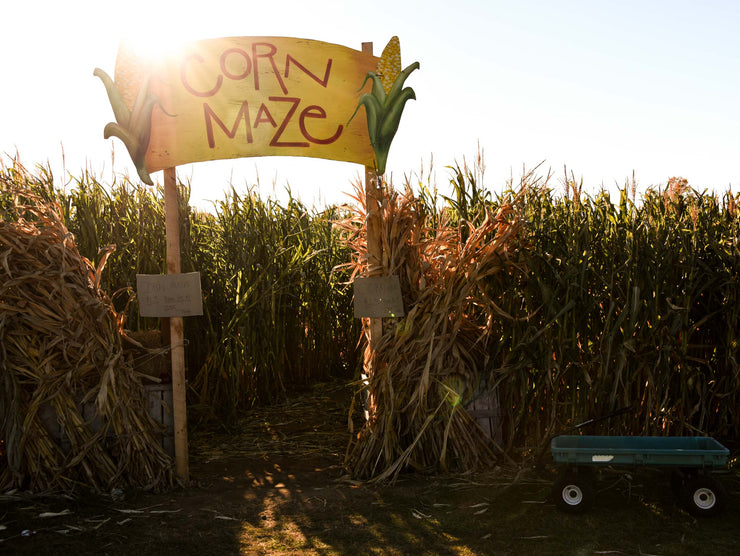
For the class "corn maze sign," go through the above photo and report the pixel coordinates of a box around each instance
[95,36,418,184]
[95,36,418,481]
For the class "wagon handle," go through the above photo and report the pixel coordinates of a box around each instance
[565,405,633,434]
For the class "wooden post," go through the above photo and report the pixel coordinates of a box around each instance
[363,41,380,279]
[163,167,189,481]
[362,42,383,418]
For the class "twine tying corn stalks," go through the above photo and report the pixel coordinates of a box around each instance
[0,177,172,493]
[337,179,525,481]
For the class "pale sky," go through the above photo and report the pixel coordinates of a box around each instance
[3,0,739,209]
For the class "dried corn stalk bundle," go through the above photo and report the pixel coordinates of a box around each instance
[0,184,173,493]
[337,181,524,481]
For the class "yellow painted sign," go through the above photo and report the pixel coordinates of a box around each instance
[140,37,378,171]
[96,36,417,183]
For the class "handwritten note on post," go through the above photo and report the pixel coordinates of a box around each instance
[136,272,204,317]
[353,276,405,318]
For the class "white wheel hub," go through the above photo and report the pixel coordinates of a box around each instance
[692,487,716,510]
[562,484,584,506]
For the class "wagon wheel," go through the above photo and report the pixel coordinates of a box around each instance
[680,475,727,517]
[553,471,595,513]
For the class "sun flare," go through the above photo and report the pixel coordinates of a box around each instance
[117,32,193,66]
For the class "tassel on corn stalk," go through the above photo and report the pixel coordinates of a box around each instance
[336,179,524,481]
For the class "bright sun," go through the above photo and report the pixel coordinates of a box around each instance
[113,2,216,63]
[118,31,193,66]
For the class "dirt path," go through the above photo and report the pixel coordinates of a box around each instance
[2,380,740,555]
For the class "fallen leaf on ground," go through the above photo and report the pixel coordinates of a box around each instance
[39,509,72,518]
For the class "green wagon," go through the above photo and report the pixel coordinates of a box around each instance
[550,435,731,516]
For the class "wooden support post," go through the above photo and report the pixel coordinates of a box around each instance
[362,42,381,280]
[163,167,189,481]
[362,42,383,417]
[365,162,383,367]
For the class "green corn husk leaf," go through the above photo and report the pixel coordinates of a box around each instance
[352,62,419,175]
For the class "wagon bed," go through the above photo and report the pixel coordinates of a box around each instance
[549,435,731,516]
[551,435,729,468]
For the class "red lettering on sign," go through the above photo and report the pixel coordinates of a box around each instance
[299,105,342,145]
[220,48,252,80]
[251,43,288,94]
[182,54,222,98]
[268,96,309,147]
[254,104,277,127]
[204,101,253,148]
[284,55,332,87]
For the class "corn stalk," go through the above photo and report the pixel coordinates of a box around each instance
[338,178,525,481]
[0,164,173,492]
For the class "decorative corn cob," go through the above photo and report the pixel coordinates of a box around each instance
[94,44,171,185]
[376,36,402,94]
[114,42,149,112]
[350,37,419,175]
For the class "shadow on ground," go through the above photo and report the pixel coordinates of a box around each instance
[2,380,740,555]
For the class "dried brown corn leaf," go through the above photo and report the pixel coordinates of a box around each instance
[341,179,523,480]
[0,185,173,493]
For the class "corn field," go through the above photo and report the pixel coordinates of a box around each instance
[0,160,359,419]
[488,173,740,457]
[2,155,739,486]
[189,187,360,421]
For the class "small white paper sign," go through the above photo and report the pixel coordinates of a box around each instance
[353,275,405,318]
[136,272,203,317]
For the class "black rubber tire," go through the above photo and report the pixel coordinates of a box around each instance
[553,473,595,513]
[680,475,727,517]
[670,468,693,496]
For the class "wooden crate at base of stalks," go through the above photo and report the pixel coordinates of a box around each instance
[39,384,175,458]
